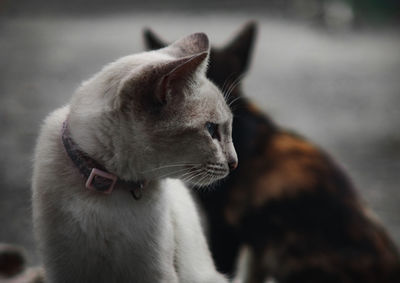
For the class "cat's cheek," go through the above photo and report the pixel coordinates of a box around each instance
[198,139,218,159]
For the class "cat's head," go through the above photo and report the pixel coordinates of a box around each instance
[143,23,275,164]
[69,33,237,186]
[143,22,257,97]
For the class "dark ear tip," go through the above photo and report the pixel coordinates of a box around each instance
[192,32,209,41]
[243,21,258,37]
[190,32,210,52]
[246,20,258,29]
[143,28,155,40]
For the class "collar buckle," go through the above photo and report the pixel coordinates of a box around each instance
[85,168,118,194]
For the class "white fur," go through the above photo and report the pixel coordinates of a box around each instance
[32,106,227,282]
[32,34,231,283]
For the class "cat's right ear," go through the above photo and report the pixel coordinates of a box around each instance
[143,28,168,50]
[222,21,257,75]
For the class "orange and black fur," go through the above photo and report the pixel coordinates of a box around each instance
[144,23,400,283]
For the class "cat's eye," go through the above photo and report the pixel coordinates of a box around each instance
[205,122,219,140]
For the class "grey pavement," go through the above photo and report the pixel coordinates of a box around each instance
[0,13,399,266]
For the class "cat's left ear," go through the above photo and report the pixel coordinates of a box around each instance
[117,49,208,112]
[155,51,208,106]
[142,31,209,76]
[153,33,209,106]
[117,33,209,111]
[143,30,210,59]
[162,32,210,60]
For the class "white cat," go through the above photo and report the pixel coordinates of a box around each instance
[32,33,237,283]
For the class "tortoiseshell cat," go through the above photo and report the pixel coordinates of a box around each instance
[144,23,400,283]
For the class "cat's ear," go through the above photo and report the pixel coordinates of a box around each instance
[162,32,210,59]
[143,28,168,50]
[155,51,208,105]
[151,33,209,106]
[222,21,257,75]
[142,30,210,58]
[143,31,209,69]
[117,50,208,111]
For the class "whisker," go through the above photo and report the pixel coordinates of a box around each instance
[179,169,200,181]
[226,81,243,105]
[221,79,230,99]
[228,96,242,109]
[157,167,193,180]
[181,168,204,184]
[224,74,244,103]
[141,163,200,173]
[196,171,210,188]
[222,74,241,103]
[221,73,237,98]
[183,168,206,184]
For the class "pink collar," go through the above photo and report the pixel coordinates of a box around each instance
[61,120,146,199]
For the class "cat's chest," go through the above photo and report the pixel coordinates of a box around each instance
[73,185,171,238]
[66,184,176,277]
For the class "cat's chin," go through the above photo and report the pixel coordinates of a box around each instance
[180,163,229,187]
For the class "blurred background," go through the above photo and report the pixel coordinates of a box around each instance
[0,0,399,266]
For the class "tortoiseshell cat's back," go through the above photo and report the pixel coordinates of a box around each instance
[144,23,400,283]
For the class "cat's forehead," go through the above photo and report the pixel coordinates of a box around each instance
[193,79,231,123]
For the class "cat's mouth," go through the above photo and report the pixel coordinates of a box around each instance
[182,162,229,186]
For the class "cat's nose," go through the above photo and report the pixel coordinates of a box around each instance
[228,160,238,172]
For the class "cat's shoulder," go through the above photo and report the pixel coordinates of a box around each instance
[33,105,70,172]
[38,105,69,138]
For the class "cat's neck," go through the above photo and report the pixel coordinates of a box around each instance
[67,111,147,183]
[62,120,148,197]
